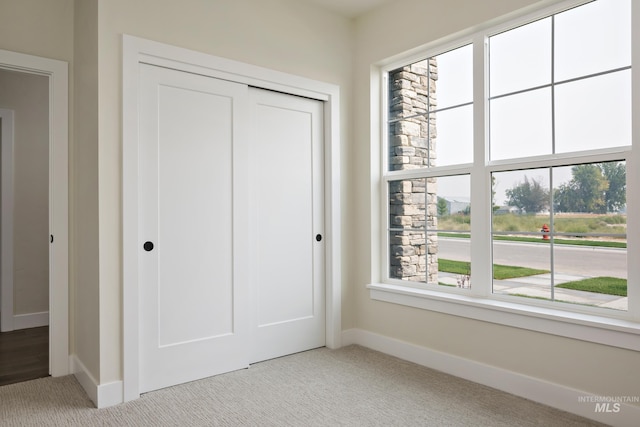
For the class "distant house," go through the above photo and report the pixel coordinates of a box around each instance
[443,196,471,215]
[494,205,521,215]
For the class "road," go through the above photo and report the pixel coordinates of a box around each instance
[438,238,627,279]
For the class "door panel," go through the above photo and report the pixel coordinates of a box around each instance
[249,88,325,363]
[139,64,249,393]
[156,84,234,347]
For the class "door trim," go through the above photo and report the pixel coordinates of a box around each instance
[122,35,342,402]
[0,108,15,332]
[0,49,69,376]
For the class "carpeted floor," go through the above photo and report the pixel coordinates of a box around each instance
[0,345,604,426]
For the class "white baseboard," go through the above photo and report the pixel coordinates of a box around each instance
[342,328,639,427]
[71,355,123,408]
[13,311,49,330]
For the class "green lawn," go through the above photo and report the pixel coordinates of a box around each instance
[437,259,470,275]
[492,264,549,280]
[439,258,627,296]
[556,277,627,297]
[438,258,548,280]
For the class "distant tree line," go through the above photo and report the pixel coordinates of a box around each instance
[503,162,626,214]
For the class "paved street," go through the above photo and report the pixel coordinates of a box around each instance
[438,237,627,279]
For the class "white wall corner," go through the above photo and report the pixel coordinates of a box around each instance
[12,311,49,330]
[342,328,640,427]
[71,355,123,408]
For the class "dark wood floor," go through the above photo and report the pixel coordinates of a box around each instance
[0,326,49,386]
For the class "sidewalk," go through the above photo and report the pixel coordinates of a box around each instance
[438,272,628,311]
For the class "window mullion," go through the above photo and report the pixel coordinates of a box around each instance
[470,33,491,297]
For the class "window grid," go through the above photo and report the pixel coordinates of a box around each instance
[382,0,634,318]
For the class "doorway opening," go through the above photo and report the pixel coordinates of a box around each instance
[0,69,49,384]
[0,49,69,384]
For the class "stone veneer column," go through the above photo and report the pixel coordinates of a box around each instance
[388,59,438,284]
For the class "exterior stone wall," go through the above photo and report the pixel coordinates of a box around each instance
[388,60,438,284]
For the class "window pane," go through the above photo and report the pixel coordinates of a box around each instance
[435,175,471,227]
[552,245,627,311]
[491,163,627,310]
[552,163,627,311]
[388,46,472,171]
[434,105,473,166]
[389,60,431,120]
[389,176,470,287]
[555,70,631,153]
[389,179,426,281]
[492,233,552,300]
[388,116,431,171]
[437,233,471,289]
[434,45,473,109]
[390,229,426,281]
[493,169,550,220]
[492,168,553,301]
[554,0,631,82]
[435,175,471,288]
[489,17,551,96]
[490,88,552,161]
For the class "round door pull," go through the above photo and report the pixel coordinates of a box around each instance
[316,234,322,242]
[143,241,154,252]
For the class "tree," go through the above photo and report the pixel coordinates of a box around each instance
[505,176,549,214]
[553,183,575,213]
[491,175,499,212]
[554,164,608,213]
[600,162,626,213]
[437,197,448,216]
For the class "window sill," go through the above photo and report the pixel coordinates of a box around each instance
[367,283,640,351]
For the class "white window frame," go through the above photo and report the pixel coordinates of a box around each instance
[368,0,640,351]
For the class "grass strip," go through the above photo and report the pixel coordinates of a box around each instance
[440,259,626,296]
[438,259,549,280]
[492,264,549,280]
[438,259,470,275]
[437,233,626,249]
[556,277,627,297]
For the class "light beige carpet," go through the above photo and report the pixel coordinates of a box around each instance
[0,345,604,426]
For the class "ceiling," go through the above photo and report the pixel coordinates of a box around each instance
[297,0,391,18]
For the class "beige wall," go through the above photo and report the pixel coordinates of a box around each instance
[0,69,49,316]
[73,0,100,381]
[353,0,639,402]
[0,0,73,61]
[95,0,353,383]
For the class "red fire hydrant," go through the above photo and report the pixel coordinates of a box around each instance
[541,224,550,240]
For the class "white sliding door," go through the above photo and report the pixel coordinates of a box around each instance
[138,64,250,393]
[137,65,325,393]
[248,88,325,363]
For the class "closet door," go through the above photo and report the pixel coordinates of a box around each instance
[248,88,325,363]
[138,64,250,393]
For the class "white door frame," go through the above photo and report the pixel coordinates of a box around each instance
[0,108,15,332]
[0,49,69,376]
[122,35,342,402]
